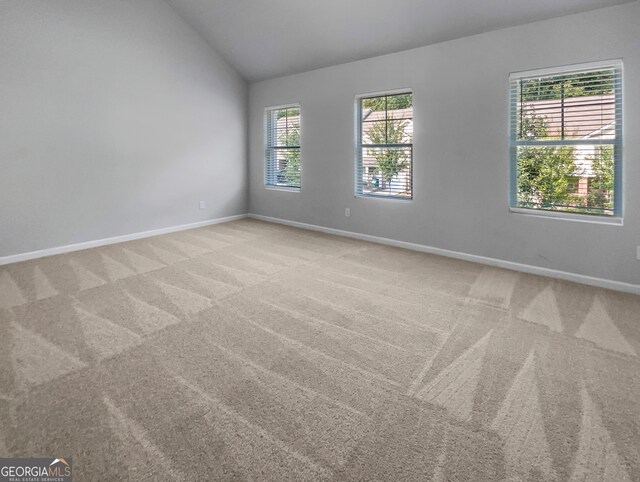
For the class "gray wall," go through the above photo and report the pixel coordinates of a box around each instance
[249,2,640,285]
[0,0,247,257]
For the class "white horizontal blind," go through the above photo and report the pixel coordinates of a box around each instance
[265,105,301,189]
[356,92,413,199]
[509,61,622,216]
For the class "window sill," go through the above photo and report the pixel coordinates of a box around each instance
[265,186,300,193]
[355,193,413,202]
[509,207,622,225]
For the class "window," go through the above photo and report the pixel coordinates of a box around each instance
[356,91,413,198]
[566,176,580,193]
[509,61,622,218]
[265,105,301,189]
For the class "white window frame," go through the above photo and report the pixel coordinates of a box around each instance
[355,89,414,200]
[508,60,623,224]
[264,103,302,192]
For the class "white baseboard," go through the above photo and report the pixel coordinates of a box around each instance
[248,213,640,295]
[0,214,248,266]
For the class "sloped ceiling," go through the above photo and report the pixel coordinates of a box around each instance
[166,0,635,82]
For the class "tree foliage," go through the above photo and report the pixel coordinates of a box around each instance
[516,108,614,214]
[278,125,300,187]
[363,94,412,112]
[520,70,614,102]
[517,108,577,209]
[276,107,300,119]
[367,119,410,192]
[586,146,614,212]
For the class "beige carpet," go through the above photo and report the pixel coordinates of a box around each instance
[0,218,639,481]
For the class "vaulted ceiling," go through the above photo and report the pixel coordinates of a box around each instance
[166,0,635,82]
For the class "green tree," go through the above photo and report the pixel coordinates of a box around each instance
[585,146,614,213]
[279,125,300,187]
[367,119,410,193]
[520,70,614,101]
[277,107,300,119]
[363,93,412,112]
[516,108,578,209]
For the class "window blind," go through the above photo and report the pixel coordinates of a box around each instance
[265,105,301,189]
[509,61,622,216]
[356,92,413,199]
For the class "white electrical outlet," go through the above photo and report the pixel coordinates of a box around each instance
[199,201,205,209]
[345,208,351,217]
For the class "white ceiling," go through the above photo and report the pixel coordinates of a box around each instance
[166,0,634,82]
